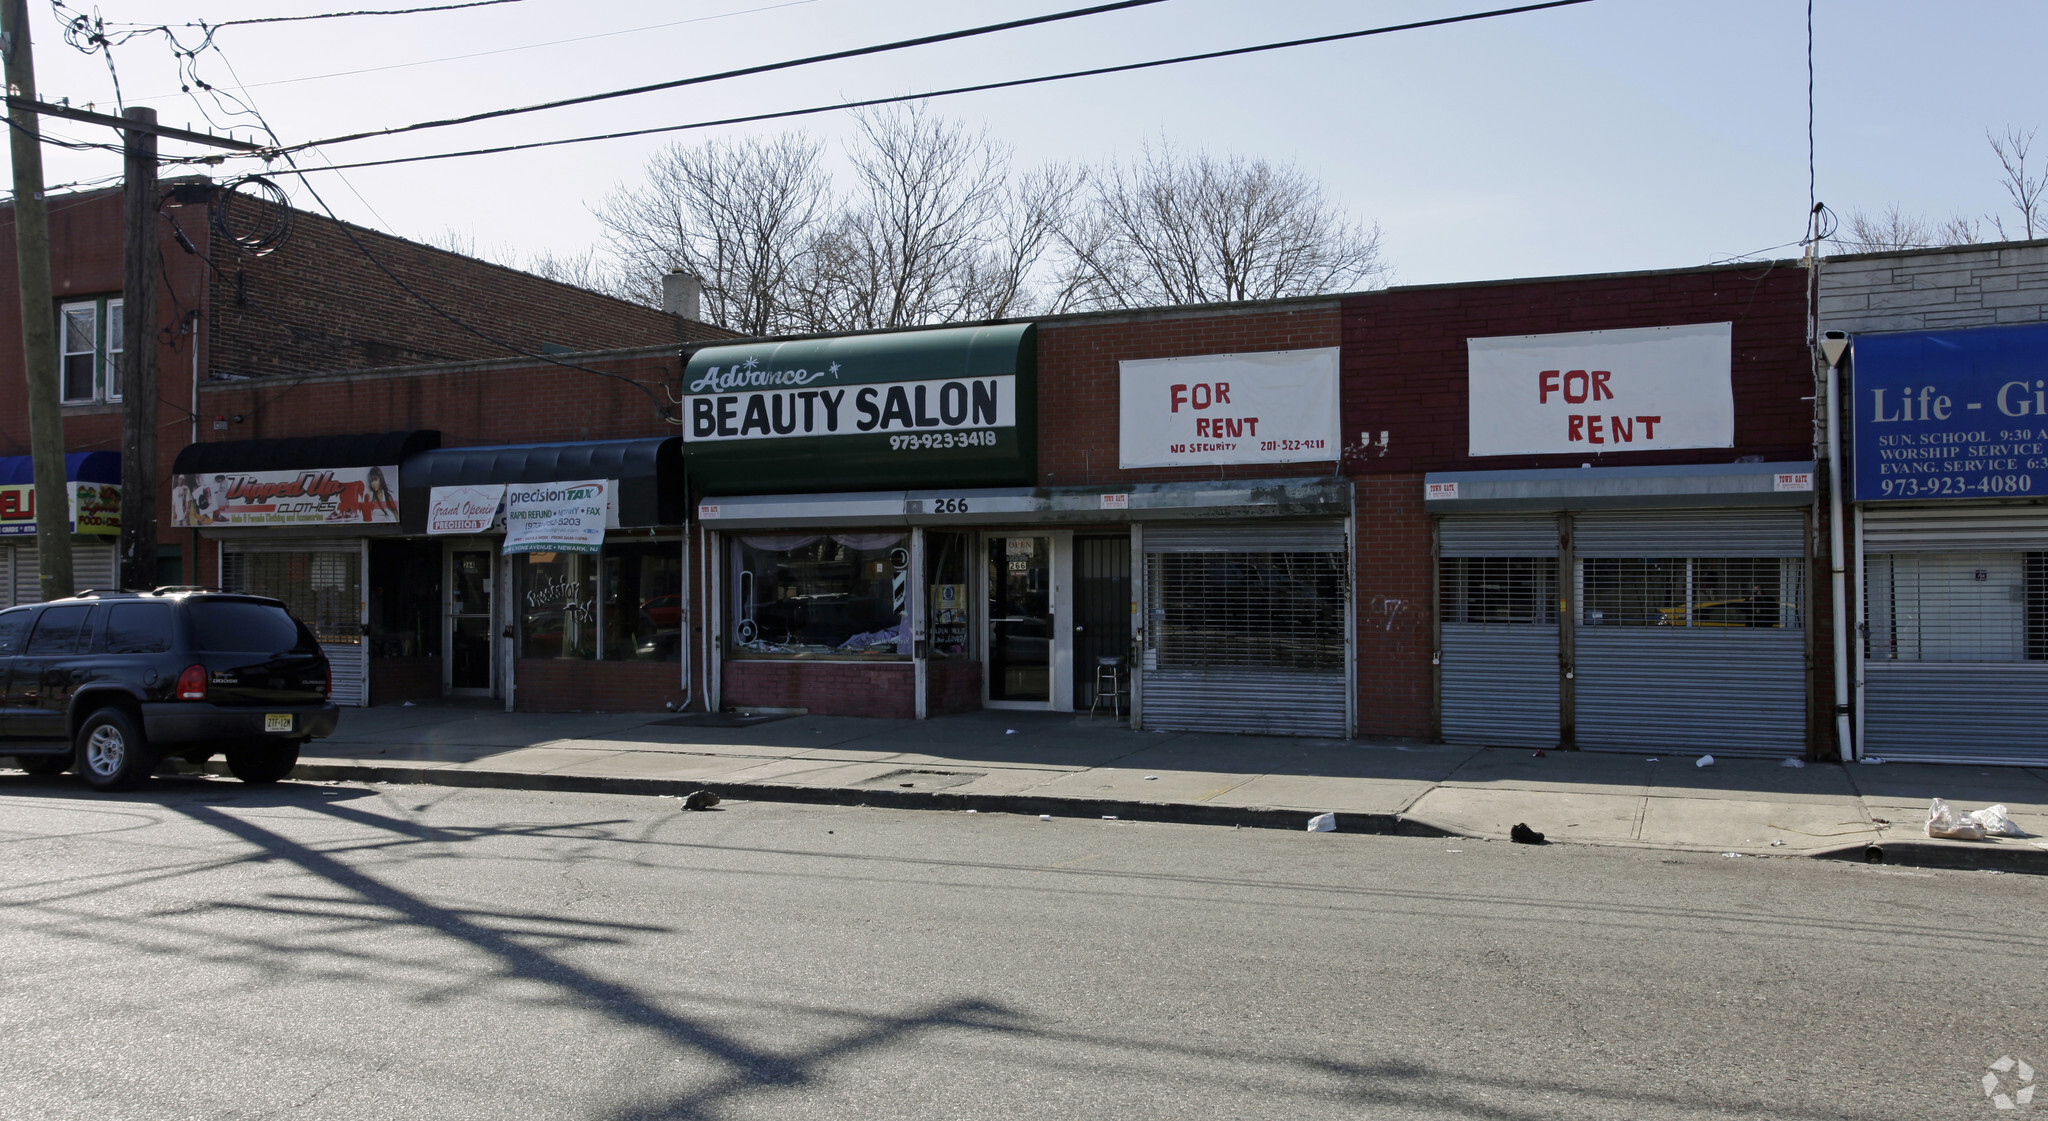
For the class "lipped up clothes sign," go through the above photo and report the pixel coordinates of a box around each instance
[1465,323,1735,457]
[1848,322,2048,502]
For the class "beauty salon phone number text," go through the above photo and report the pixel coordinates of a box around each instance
[889,430,998,451]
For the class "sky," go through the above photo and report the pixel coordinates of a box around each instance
[16,0,2048,290]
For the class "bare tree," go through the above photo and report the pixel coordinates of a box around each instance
[1832,204,1981,253]
[594,133,832,335]
[1055,143,1387,309]
[790,105,1066,331]
[422,227,641,301]
[1989,126,2047,241]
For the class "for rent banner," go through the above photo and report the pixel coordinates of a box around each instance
[171,466,399,526]
[1467,323,1734,457]
[1118,348,1341,469]
[503,479,614,554]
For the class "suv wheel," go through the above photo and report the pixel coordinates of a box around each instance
[76,708,156,792]
[224,741,300,785]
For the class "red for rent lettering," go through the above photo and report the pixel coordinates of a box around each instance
[1169,382,1233,412]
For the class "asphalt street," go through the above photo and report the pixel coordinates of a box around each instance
[2,774,2043,1121]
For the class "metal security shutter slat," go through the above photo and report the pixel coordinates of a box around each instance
[0,544,12,607]
[1575,509,1806,557]
[1142,668,1347,737]
[1140,520,1349,737]
[1440,625,1558,746]
[71,542,116,592]
[1440,515,1558,557]
[1863,665,2048,764]
[1863,506,2048,551]
[222,546,368,707]
[1140,522,1345,553]
[1576,629,1806,756]
[13,545,36,604]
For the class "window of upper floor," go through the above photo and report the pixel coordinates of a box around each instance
[60,297,124,405]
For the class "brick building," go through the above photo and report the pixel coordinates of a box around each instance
[0,177,728,607]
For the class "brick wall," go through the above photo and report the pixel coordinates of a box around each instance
[1820,241,2048,332]
[927,659,983,715]
[722,659,916,719]
[1341,265,1814,476]
[514,659,683,713]
[369,656,443,706]
[1035,301,1343,487]
[1354,474,1435,738]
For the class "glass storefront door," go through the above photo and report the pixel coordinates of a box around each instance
[446,544,496,695]
[988,535,1053,703]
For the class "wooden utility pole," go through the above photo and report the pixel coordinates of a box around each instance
[118,107,158,591]
[1,2,73,598]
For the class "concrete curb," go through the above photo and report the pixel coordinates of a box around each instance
[1809,836,2048,874]
[245,759,1458,837]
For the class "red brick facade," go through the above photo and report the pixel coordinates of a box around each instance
[1352,474,1436,738]
[722,660,917,719]
[515,659,687,713]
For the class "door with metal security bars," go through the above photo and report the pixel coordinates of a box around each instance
[1140,521,1349,737]
[1573,509,1809,757]
[5,540,117,603]
[222,547,368,706]
[1860,506,2048,764]
[1438,516,1560,747]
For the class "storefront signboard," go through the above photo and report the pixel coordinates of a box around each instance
[504,479,612,554]
[0,482,121,535]
[1467,323,1734,457]
[1849,322,2048,503]
[426,484,506,534]
[1118,348,1341,469]
[681,323,1036,494]
[172,466,400,526]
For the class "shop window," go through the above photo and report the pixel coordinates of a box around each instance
[59,297,123,405]
[368,539,443,659]
[925,531,973,659]
[517,551,597,660]
[602,541,682,662]
[1439,557,1557,624]
[221,551,362,645]
[1579,557,1801,628]
[1144,551,1345,670]
[729,533,909,658]
[1865,551,2046,662]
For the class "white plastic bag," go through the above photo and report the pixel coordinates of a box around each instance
[1307,812,1337,833]
[1969,804,2027,838]
[1926,797,1987,841]
[1696,755,1715,768]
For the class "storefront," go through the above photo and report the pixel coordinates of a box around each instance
[684,323,1355,734]
[1425,323,1817,758]
[1848,322,2048,765]
[0,451,122,603]
[396,437,687,712]
[174,431,440,706]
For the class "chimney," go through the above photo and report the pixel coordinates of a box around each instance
[662,270,702,320]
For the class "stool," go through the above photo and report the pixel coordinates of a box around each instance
[1089,656,1126,719]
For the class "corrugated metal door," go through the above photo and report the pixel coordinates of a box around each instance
[72,541,116,593]
[222,545,369,706]
[5,540,116,602]
[1438,516,1559,747]
[1140,521,1348,736]
[1574,509,1808,757]
[0,544,13,607]
[1861,506,2048,764]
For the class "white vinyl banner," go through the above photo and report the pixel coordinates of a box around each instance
[425,484,505,535]
[503,479,614,555]
[1467,323,1734,457]
[1119,348,1341,469]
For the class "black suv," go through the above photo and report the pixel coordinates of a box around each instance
[0,589,340,791]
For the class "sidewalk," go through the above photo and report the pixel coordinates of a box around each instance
[252,702,2048,872]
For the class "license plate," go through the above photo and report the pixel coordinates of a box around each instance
[265,714,293,733]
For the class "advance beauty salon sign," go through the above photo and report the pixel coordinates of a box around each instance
[680,323,1035,494]
[1119,348,1341,469]
[1467,323,1734,457]
[172,466,399,526]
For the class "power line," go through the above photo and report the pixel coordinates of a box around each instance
[164,0,525,30]
[262,0,1175,157]
[130,0,821,100]
[224,0,1596,177]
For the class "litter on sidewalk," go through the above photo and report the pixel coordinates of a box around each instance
[1780,758,1806,768]
[1696,755,1715,768]
[1926,798,1986,840]
[1510,823,1546,845]
[1969,804,2026,837]
[1307,813,1337,832]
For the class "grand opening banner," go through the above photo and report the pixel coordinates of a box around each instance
[1467,323,1734,457]
[172,467,399,526]
[1851,322,2048,502]
[1118,348,1341,469]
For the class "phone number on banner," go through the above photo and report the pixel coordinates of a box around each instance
[889,430,998,451]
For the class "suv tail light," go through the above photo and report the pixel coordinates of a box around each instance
[177,664,208,701]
